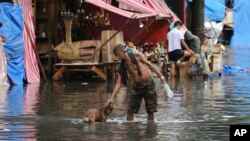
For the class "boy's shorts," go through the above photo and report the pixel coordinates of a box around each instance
[128,78,157,114]
[168,49,185,62]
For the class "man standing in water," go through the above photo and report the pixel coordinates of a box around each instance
[106,44,167,121]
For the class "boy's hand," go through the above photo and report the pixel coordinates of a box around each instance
[106,98,114,107]
[160,75,166,84]
[189,49,195,55]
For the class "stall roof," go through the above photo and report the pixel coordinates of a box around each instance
[84,0,158,19]
[116,0,172,18]
[84,0,186,44]
[113,0,186,31]
[116,0,156,14]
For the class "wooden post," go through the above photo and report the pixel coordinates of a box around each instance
[179,0,186,25]
[52,66,65,81]
[192,0,204,38]
[91,66,106,80]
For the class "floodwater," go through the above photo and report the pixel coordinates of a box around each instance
[1,48,250,141]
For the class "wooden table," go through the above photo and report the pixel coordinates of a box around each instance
[53,61,120,81]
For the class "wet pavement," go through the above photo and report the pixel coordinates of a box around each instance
[1,48,250,141]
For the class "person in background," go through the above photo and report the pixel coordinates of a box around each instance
[106,44,167,121]
[167,21,195,79]
[125,42,139,53]
[143,43,152,61]
[184,30,201,54]
[156,42,165,59]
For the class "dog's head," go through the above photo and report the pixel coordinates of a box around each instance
[103,106,113,116]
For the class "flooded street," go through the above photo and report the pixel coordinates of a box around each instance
[1,48,250,141]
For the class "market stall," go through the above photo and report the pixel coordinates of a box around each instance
[52,0,175,81]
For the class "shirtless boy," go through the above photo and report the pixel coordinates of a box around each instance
[106,44,166,121]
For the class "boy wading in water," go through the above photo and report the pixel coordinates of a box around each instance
[106,44,167,121]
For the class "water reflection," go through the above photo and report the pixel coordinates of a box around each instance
[0,84,8,139]
[0,84,8,112]
[24,84,40,115]
[42,82,108,117]
[0,48,250,140]
[0,84,40,141]
[6,86,25,116]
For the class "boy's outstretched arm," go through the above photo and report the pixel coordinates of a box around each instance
[106,74,122,107]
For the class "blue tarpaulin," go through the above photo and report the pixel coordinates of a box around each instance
[230,0,250,48]
[205,0,225,21]
[223,65,246,74]
[0,3,25,84]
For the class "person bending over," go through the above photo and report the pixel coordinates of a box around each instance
[106,44,166,121]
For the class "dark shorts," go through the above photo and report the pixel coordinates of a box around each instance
[128,78,157,114]
[168,49,185,62]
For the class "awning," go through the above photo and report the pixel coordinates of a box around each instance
[116,0,156,14]
[117,0,171,18]
[84,0,158,18]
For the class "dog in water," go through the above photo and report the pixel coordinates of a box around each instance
[83,106,113,123]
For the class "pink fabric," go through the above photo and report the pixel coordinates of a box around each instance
[117,0,172,18]
[18,0,40,83]
[85,0,158,18]
[101,0,112,4]
[116,0,156,14]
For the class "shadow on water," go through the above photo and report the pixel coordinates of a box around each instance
[1,48,250,140]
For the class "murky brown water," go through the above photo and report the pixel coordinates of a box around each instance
[1,48,250,141]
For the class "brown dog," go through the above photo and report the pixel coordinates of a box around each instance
[83,106,113,123]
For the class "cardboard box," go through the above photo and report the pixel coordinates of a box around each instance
[212,54,223,73]
[101,30,124,62]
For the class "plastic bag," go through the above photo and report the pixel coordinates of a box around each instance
[162,83,174,98]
